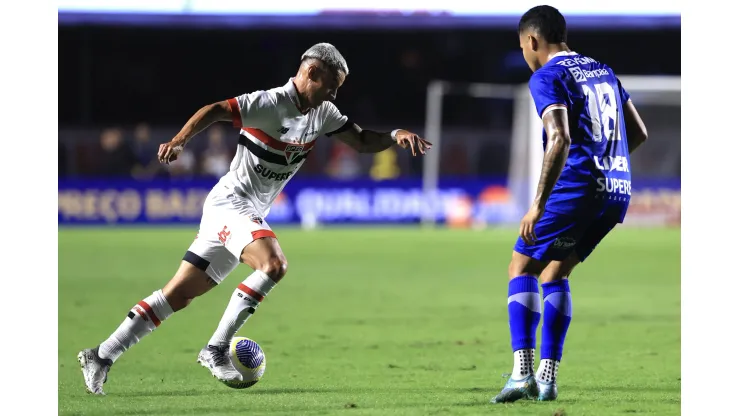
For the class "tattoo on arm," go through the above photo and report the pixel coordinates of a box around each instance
[331,123,395,153]
[532,108,571,209]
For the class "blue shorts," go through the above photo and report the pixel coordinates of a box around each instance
[513,205,623,262]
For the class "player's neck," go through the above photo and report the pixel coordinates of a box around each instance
[291,76,312,113]
[294,90,311,113]
[543,43,572,64]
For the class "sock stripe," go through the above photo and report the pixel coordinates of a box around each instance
[237,283,265,302]
[137,301,161,327]
[132,304,148,320]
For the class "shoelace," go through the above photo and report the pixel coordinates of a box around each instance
[209,346,229,366]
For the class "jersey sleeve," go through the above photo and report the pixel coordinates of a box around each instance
[226,91,274,128]
[528,70,569,118]
[321,102,352,137]
[616,77,631,103]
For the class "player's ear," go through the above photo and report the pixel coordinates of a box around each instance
[307,65,322,83]
[528,35,539,52]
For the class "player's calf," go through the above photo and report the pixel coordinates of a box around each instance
[506,252,546,381]
[78,261,216,394]
[534,253,578,401]
[535,279,569,401]
[492,252,547,404]
[200,237,284,381]
[206,237,285,349]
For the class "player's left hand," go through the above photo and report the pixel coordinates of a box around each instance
[395,130,432,156]
[519,205,544,245]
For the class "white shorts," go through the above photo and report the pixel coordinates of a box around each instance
[184,184,276,284]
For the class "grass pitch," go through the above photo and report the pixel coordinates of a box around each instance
[59,226,680,415]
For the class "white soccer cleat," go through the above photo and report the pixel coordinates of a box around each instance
[77,346,112,395]
[197,345,243,383]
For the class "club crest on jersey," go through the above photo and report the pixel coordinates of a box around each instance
[250,214,263,225]
[284,144,305,164]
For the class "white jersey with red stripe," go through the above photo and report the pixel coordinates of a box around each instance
[217,78,349,217]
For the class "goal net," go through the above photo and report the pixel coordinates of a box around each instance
[422,75,681,227]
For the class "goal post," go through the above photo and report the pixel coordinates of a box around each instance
[422,75,681,227]
[421,81,520,226]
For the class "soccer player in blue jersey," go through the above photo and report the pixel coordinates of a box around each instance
[492,5,649,403]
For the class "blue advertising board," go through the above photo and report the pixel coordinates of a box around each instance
[58,177,680,226]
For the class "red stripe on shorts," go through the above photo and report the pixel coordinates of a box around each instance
[251,230,277,241]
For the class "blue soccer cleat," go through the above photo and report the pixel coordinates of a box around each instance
[490,374,539,403]
[536,378,558,401]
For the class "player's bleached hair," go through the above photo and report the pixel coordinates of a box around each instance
[301,43,349,76]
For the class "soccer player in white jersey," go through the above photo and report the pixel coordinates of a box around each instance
[78,43,433,395]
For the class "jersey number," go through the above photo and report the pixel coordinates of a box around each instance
[582,82,620,142]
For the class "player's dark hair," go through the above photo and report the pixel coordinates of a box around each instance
[518,5,567,44]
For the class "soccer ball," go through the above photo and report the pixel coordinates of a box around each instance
[223,337,266,389]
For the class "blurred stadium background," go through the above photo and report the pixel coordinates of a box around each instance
[58,3,681,414]
[58,3,680,228]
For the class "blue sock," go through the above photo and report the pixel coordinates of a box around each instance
[508,275,541,352]
[540,279,572,361]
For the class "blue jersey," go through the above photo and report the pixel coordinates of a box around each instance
[529,51,632,222]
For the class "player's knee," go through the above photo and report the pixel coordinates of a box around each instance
[540,259,579,284]
[239,238,288,282]
[162,273,216,312]
[245,252,287,283]
[260,256,288,282]
[508,261,531,280]
[508,251,546,280]
[539,273,569,284]
[162,287,196,312]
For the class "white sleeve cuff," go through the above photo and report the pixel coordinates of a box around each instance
[541,104,567,118]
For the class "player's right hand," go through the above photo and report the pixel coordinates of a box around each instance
[158,142,184,165]
[519,205,544,245]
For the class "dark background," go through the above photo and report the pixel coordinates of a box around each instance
[58,24,680,180]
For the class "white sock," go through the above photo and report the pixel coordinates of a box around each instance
[536,359,560,383]
[98,290,174,362]
[512,349,535,380]
[208,270,276,348]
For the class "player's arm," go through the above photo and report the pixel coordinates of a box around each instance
[623,100,648,154]
[158,101,233,164]
[172,101,233,146]
[328,123,432,155]
[322,102,431,155]
[532,108,572,210]
[526,71,572,211]
[616,77,647,154]
[519,106,571,245]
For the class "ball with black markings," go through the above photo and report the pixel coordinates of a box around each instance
[223,337,266,389]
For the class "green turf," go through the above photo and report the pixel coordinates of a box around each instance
[58,226,680,415]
